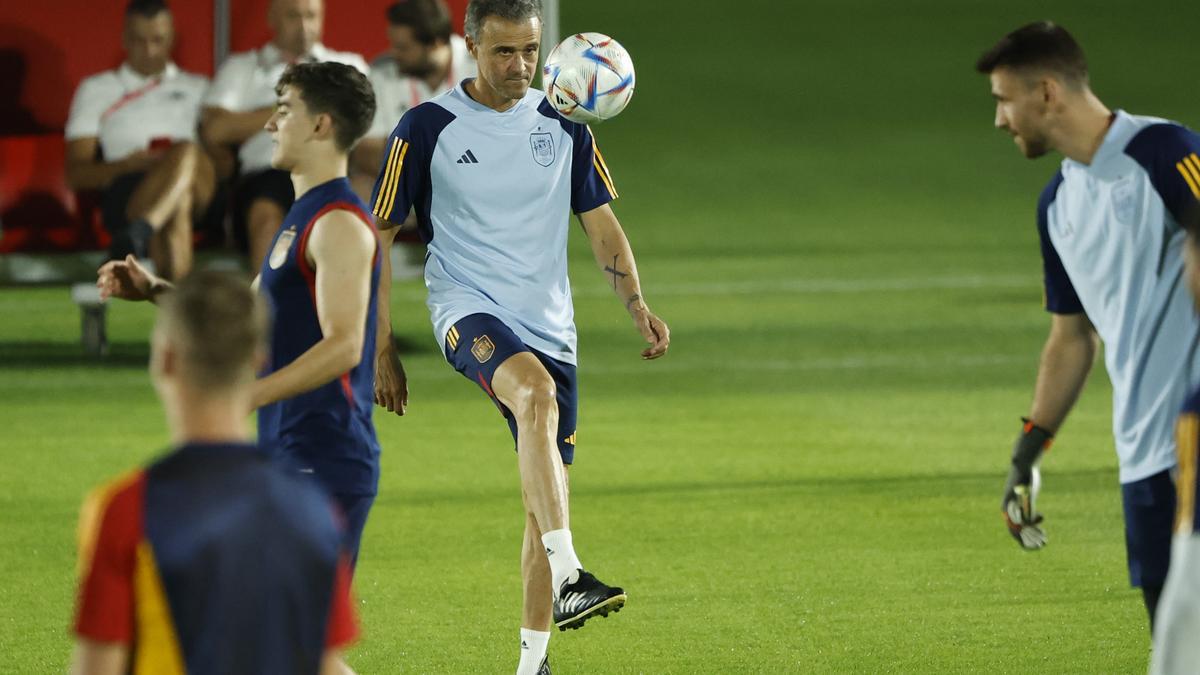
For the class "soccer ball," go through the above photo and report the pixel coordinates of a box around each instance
[542,33,635,124]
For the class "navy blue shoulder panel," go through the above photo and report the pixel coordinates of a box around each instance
[1124,122,1200,226]
[369,101,457,243]
[536,99,616,213]
[1037,171,1084,315]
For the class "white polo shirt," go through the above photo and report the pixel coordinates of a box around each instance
[365,34,475,139]
[64,63,208,162]
[205,43,369,174]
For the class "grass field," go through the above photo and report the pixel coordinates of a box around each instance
[5,0,1200,672]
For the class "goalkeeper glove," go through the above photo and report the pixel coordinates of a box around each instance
[1002,418,1053,550]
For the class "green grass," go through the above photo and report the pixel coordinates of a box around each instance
[5,0,1200,670]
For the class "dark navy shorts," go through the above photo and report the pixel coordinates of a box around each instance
[1121,469,1176,588]
[443,313,578,464]
[333,492,374,573]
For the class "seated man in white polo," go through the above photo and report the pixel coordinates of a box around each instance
[65,0,216,281]
[201,0,367,270]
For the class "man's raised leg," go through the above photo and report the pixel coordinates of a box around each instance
[493,352,626,632]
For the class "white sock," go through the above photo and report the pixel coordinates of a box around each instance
[516,628,550,675]
[541,528,583,593]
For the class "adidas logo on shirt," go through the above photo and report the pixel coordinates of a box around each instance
[456,149,479,164]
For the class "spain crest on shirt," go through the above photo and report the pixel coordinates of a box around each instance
[530,132,554,167]
[269,227,297,269]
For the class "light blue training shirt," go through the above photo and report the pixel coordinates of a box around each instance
[369,80,618,365]
[1039,110,1200,483]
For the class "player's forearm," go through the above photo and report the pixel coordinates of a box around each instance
[584,217,647,314]
[252,334,364,409]
[375,226,398,354]
[1027,321,1097,432]
[201,107,273,145]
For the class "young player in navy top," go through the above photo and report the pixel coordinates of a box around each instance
[370,1,669,672]
[71,271,358,675]
[99,61,383,568]
[977,22,1200,631]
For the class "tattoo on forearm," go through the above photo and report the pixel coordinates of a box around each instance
[625,293,641,310]
[604,255,629,289]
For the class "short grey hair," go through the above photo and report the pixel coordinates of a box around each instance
[464,0,542,41]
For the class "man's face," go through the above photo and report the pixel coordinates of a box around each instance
[266,85,316,170]
[270,0,323,56]
[468,15,541,102]
[123,11,174,76]
[388,24,440,78]
[989,67,1052,159]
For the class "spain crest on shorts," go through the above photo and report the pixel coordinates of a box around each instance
[530,132,554,167]
[268,226,297,270]
[471,334,496,363]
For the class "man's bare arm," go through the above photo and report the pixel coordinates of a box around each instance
[1027,312,1097,431]
[65,138,159,191]
[372,219,409,415]
[577,203,670,360]
[200,106,275,146]
[250,211,375,409]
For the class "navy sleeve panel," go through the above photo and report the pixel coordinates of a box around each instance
[369,102,456,237]
[1038,171,1085,314]
[1124,122,1200,227]
[537,100,616,213]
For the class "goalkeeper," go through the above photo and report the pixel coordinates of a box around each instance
[977,21,1200,631]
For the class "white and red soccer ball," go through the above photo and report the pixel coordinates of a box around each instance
[542,32,635,124]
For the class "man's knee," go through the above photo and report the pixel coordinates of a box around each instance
[509,370,558,424]
[160,141,199,175]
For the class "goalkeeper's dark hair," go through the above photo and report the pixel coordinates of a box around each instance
[157,271,268,391]
[126,0,170,19]
[975,21,1089,88]
[387,0,453,45]
[276,61,377,152]
[464,0,542,41]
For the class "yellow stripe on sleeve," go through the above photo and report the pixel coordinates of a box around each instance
[382,142,410,219]
[592,138,616,182]
[593,157,618,199]
[372,138,402,216]
[1178,162,1200,199]
[1183,155,1200,198]
[1176,413,1199,534]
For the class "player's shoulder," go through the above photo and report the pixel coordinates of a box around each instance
[84,468,146,512]
[1123,113,1200,160]
[78,468,146,553]
[534,94,584,138]
[1038,169,1066,211]
[395,97,458,138]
